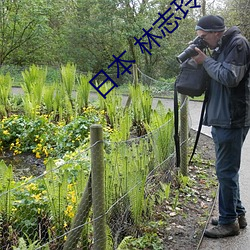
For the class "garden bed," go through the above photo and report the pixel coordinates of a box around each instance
[0,130,217,250]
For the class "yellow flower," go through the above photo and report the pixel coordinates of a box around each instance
[71,195,76,204]
[12,207,17,212]
[100,110,106,115]
[26,183,37,191]
[67,189,77,204]
[32,193,42,201]
[3,130,9,135]
[14,149,22,155]
[65,205,74,218]
[36,152,41,159]
[43,147,49,157]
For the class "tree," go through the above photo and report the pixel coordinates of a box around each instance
[64,0,128,74]
[0,0,210,81]
[225,0,250,39]
[0,0,50,65]
[66,0,197,80]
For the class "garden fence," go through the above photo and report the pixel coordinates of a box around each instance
[0,65,190,249]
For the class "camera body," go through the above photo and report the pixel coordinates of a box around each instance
[177,36,208,64]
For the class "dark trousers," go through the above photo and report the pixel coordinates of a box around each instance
[211,126,249,225]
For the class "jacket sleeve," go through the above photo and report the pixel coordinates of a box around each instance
[203,38,250,87]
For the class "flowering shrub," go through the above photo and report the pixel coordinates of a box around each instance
[12,177,49,239]
[0,100,108,247]
[0,106,105,158]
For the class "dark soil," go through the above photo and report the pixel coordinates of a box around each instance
[159,130,217,250]
[0,152,45,180]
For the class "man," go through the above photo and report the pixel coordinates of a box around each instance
[192,15,250,238]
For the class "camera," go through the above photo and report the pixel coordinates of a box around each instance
[176,36,208,64]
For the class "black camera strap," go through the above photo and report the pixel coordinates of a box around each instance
[174,82,181,168]
[189,91,208,164]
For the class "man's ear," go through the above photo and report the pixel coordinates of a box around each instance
[215,31,224,39]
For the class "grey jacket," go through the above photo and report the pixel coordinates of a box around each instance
[203,26,250,128]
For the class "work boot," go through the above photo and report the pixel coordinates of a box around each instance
[204,222,240,238]
[211,214,247,229]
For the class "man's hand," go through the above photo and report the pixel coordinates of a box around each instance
[192,47,207,64]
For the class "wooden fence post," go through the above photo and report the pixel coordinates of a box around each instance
[63,175,92,250]
[125,63,138,109]
[180,94,188,176]
[91,124,106,250]
[133,64,138,85]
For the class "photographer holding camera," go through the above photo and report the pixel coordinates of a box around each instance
[192,15,250,238]
[177,36,208,64]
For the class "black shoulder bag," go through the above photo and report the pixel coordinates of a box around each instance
[175,58,208,97]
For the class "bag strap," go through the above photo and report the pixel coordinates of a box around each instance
[174,80,180,168]
[189,91,208,164]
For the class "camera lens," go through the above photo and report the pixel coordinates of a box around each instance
[176,37,208,63]
[176,45,198,63]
